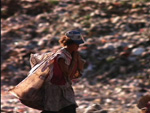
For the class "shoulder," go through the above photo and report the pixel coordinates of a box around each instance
[58,58,66,65]
[57,52,71,65]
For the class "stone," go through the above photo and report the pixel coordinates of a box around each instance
[132,47,145,56]
[84,104,102,113]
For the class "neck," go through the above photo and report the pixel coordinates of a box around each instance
[64,47,73,54]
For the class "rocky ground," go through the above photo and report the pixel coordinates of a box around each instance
[1,0,150,113]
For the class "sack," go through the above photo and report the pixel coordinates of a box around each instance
[9,52,55,110]
[19,84,45,110]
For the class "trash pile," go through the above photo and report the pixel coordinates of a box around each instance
[1,0,150,112]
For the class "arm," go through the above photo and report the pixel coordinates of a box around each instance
[58,56,78,78]
[70,52,85,79]
[77,55,86,72]
[72,54,85,79]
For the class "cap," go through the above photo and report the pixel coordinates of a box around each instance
[65,30,85,44]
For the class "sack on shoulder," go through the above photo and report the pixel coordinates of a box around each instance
[9,52,55,110]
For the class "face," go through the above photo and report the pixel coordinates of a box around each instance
[69,43,79,51]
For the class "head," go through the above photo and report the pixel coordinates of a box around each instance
[137,95,150,113]
[59,30,84,52]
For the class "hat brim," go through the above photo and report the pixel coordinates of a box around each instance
[73,40,84,44]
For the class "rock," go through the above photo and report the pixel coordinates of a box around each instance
[111,16,120,23]
[103,43,115,50]
[132,47,145,56]
[94,110,108,113]
[1,1,150,113]
[13,106,28,113]
[10,75,25,85]
[84,104,102,113]
[128,56,137,62]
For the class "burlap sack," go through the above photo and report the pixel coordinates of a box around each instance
[9,52,55,110]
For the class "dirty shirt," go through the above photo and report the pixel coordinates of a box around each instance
[43,48,78,111]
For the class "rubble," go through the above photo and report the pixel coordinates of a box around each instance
[1,0,150,112]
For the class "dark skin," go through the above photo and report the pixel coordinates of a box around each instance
[58,43,83,79]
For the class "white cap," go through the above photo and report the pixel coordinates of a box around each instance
[65,30,85,44]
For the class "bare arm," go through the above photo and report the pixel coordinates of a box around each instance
[58,56,78,78]
[77,54,85,72]
[58,52,85,79]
